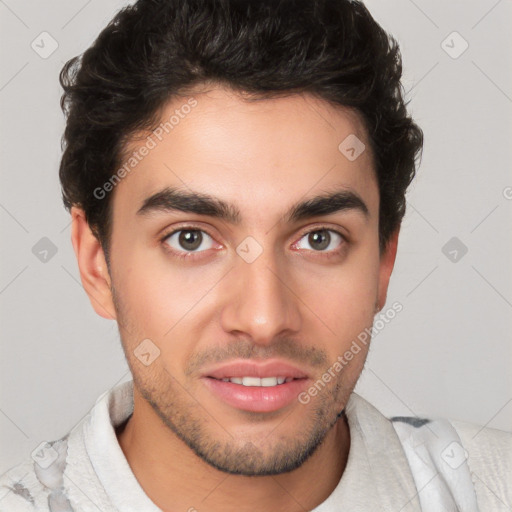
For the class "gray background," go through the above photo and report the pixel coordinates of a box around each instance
[1,0,511,474]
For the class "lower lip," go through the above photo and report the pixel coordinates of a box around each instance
[201,377,309,413]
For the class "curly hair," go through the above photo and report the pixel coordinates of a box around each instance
[59,0,423,263]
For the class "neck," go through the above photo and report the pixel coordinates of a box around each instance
[117,391,351,512]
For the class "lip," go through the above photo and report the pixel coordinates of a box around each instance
[200,359,311,413]
[200,359,310,380]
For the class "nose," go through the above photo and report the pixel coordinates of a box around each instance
[219,247,302,345]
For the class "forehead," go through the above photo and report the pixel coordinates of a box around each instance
[111,86,378,222]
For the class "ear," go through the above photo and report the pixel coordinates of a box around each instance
[376,227,400,312]
[70,207,117,320]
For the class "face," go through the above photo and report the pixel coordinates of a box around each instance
[78,85,397,476]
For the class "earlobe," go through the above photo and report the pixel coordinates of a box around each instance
[376,227,400,312]
[70,207,117,320]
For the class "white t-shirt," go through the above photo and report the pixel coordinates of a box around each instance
[0,380,510,511]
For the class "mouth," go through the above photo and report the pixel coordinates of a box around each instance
[200,360,310,413]
[212,376,294,386]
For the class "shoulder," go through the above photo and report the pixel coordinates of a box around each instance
[451,418,512,461]
[390,411,511,511]
[0,437,70,512]
[0,458,49,511]
[451,419,512,509]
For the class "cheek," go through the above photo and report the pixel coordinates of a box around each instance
[111,247,225,350]
[298,259,379,393]
[297,249,379,338]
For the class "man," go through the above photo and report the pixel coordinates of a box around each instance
[1,0,510,510]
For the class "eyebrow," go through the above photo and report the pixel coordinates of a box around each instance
[136,186,369,224]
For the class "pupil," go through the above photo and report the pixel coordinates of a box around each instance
[179,230,202,251]
[309,230,330,251]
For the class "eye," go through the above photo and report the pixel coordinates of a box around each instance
[163,229,215,254]
[294,229,344,252]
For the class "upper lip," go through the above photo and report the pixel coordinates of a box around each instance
[201,359,310,380]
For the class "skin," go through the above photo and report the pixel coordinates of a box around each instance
[71,85,399,512]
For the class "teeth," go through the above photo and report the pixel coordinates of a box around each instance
[242,376,262,386]
[220,376,290,386]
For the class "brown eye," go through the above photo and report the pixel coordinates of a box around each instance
[163,229,214,253]
[179,230,202,251]
[308,230,331,251]
[295,229,344,252]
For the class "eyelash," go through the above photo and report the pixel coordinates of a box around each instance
[159,225,347,261]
